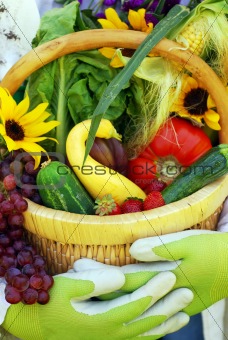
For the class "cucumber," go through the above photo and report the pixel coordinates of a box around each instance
[162,144,228,204]
[36,161,94,214]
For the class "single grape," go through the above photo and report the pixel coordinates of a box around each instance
[3,174,17,191]
[25,161,39,176]
[10,192,23,203]
[42,275,54,291]
[14,198,28,212]
[5,267,21,284]
[17,250,34,266]
[12,273,30,292]
[21,173,36,185]
[0,161,11,180]
[37,289,50,305]
[0,255,16,269]
[5,246,16,257]
[23,245,36,256]
[0,234,11,247]
[0,200,15,215]
[30,274,43,290]
[22,264,36,277]
[21,184,36,198]
[8,227,24,240]
[13,240,27,252]
[9,160,24,176]
[8,213,24,227]
[5,285,22,304]
[33,255,45,269]
[22,287,38,305]
[21,153,34,164]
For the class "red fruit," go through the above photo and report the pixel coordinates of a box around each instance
[94,194,122,216]
[143,191,165,211]
[121,198,143,214]
[144,179,167,194]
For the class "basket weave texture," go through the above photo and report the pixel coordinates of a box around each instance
[2,30,228,275]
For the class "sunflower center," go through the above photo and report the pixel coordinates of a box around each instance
[184,88,208,115]
[5,119,25,141]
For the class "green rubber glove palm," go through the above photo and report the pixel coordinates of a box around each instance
[76,229,228,317]
[1,267,193,340]
[130,229,228,315]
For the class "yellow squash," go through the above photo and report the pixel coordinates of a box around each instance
[66,119,146,205]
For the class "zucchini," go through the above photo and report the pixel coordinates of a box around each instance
[162,144,228,204]
[36,161,94,214]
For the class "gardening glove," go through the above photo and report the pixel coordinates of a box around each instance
[1,266,193,340]
[128,229,228,316]
[76,199,228,317]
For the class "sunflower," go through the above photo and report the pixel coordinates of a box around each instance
[0,87,60,168]
[98,8,153,68]
[171,75,221,130]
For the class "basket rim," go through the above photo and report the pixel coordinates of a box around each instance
[23,175,228,245]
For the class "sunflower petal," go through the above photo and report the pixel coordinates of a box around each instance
[2,135,17,151]
[128,9,143,31]
[204,116,221,130]
[0,123,6,136]
[19,103,49,126]
[104,8,128,30]
[0,87,17,122]
[205,109,220,122]
[24,120,60,138]
[98,47,116,59]
[15,93,30,119]
[207,95,215,109]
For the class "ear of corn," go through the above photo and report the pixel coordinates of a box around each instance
[175,21,205,56]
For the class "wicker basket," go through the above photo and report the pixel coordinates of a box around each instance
[1,30,228,275]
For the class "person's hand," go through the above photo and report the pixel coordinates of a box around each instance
[1,265,193,340]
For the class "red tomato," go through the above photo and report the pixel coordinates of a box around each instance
[127,117,212,189]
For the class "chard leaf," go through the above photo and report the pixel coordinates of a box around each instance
[84,5,190,163]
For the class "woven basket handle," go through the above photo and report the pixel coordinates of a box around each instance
[1,29,228,143]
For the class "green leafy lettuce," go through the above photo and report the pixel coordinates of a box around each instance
[26,1,145,156]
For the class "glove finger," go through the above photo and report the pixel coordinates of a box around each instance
[71,272,176,323]
[136,312,190,338]
[74,258,115,272]
[56,268,125,300]
[125,288,193,337]
[130,230,217,261]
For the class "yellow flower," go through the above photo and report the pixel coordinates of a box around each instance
[171,75,221,130]
[128,9,153,34]
[0,87,60,168]
[98,8,153,68]
[98,8,129,30]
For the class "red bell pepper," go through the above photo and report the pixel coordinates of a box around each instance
[127,117,212,190]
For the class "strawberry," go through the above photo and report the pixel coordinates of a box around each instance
[94,194,122,216]
[121,197,143,214]
[144,179,167,194]
[143,191,165,210]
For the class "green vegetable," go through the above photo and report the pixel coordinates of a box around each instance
[162,144,228,204]
[26,2,145,156]
[37,161,94,214]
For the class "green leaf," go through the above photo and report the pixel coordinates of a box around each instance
[84,5,190,163]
